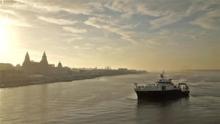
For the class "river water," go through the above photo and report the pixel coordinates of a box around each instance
[0,72,220,124]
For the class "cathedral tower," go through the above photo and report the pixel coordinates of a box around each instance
[40,52,48,65]
[57,61,63,68]
[22,52,30,66]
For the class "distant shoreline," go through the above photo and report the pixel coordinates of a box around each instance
[0,72,146,88]
[0,52,146,88]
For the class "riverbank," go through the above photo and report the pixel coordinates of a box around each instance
[0,72,146,88]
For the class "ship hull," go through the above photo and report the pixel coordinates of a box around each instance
[135,90,189,101]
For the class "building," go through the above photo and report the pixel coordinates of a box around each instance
[22,52,62,74]
[0,63,14,70]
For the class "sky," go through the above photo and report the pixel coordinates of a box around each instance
[0,0,220,71]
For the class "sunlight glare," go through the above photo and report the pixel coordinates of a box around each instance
[0,17,12,55]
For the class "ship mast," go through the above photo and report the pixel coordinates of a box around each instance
[160,71,165,79]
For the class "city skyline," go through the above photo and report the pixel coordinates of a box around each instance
[0,0,220,71]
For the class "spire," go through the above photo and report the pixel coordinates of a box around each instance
[22,52,30,66]
[40,51,48,65]
[57,61,63,68]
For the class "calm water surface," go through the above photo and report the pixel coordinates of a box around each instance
[0,72,220,124]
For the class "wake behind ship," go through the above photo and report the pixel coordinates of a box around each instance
[134,73,190,101]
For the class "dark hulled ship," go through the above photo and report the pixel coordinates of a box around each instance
[134,73,189,101]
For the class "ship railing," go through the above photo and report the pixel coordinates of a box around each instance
[134,83,156,89]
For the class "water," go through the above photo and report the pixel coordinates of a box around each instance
[0,72,220,124]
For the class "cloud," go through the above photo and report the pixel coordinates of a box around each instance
[105,0,136,15]
[191,9,220,30]
[0,15,32,27]
[63,26,87,34]
[13,0,96,15]
[135,0,220,29]
[3,0,220,45]
[150,12,185,29]
[84,16,137,44]
[104,0,189,29]
[136,4,161,17]
[38,16,77,25]
[7,0,220,31]
[84,17,103,28]
[148,0,220,29]
[0,8,32,27]
[0,9,17,16]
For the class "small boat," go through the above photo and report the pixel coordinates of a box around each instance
[134,73,189,101]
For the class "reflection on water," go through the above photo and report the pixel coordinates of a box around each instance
[0,73,220,124]
[0,85,50,123]
[136,97,190,124]
[137,97,190,107]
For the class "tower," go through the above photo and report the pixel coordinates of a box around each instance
[22,52,30,66]
[57,61,63,68]
[40,52,48,65]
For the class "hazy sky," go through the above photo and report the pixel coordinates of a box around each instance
[0,0,220,71]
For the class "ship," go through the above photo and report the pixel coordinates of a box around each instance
[134,73,190,101]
